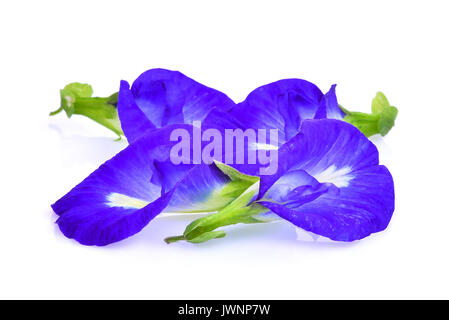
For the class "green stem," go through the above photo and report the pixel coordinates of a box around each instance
[164,235,186,244]
[164,201,267,244]
[49,106,63,116]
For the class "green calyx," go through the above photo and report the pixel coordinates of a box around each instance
[50,83,123,139]
[164,162,268,244]
[340,92,398,137]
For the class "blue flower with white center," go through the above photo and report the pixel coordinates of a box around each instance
[257,119,394,241]
[52,124,259,246]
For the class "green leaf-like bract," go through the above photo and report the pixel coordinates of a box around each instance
[164,162,267,244]
[340,92,398,137]
[50,83,123,139]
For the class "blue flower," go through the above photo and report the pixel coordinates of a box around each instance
[257,119,394,241]
[52,125,258,245]
[118,69,235,143]
[229,80,343,144]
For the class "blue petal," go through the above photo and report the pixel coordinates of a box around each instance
[163,164,232,213]
[118,68,235,143]
[263,169,338,205]
[315,84,345,120]
[52,125,190,246]
[52,124,251,245]
[117,80,156,143]
[258,119,394,241]
[202,107,247,132]
[229,79,340,144]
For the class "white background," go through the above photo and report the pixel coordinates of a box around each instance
[1,0,448,299]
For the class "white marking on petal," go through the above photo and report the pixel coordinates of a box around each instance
[106,193,149,209]
[313,165,353,188]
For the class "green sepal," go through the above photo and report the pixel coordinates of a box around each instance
[340,92,398,137]
[164,163,268,244]
[211,160,259,203]
[213,161,259,184]
[55,83,94,117]
[371,91,390,114]
[50,82,123,138]
[188,231,226,243]
[165,231,227,244]
[165,161,261,214]
[378,103,398,136]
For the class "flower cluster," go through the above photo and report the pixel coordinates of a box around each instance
[51,68,396,245]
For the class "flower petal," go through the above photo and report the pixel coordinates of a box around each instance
[229,79,340,144]
[52,125,190,246]
[117,80,156,143]
[118,68,235,143]
[52,124,260,245]
[263,169,338,205]
[258,119,379,196]
[164,162,258,213]
[258,119,394,241]
[315,84,345,120]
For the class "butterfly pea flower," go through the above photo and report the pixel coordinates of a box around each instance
[228,80,344,145]
[49,68,236,142]
[257,119,394,241]
[51,124,259,246]
[167,119,394,243]
[229,82,398,141]
[117,68,236,143]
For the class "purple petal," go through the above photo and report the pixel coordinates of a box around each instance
[315,84,345,120]
[118,68,235,143]
[52,125,190,246]
[117,80,156,143]
[259,119,394,241]
[229,79,325,144]
[52,124,249,245]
